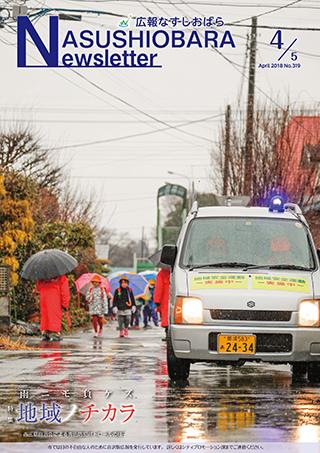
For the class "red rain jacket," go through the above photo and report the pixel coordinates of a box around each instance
[154,269,170,328]
[36,275,70,332]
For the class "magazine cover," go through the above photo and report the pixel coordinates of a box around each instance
[0,0,320,452]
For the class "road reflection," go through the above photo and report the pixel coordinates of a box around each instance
[1,331,320,443]
[162,364,320,442]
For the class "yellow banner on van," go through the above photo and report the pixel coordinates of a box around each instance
[252,275,309,292]
[191,274,248,290]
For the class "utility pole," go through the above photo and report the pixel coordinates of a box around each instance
[141,226,144,258]
[223,104,231,195]
[190,165,196,207]
[191,180,195,205]
[243,16,257,197]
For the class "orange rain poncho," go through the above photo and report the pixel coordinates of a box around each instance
[154,269,170,328]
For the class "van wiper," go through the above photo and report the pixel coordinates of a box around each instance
[188,262,253,271]
[244,264,313,271]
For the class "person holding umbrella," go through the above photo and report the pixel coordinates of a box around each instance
[86,274,109,338]
[36,275,70,341]
[21,249,77,342]
[75,272,112,314]
[112,276,136,338]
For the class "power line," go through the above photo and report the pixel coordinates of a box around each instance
[100,195,155,202]
[0,117,221,125]
[7,37,209,150]
[69,68,213,144]
[168,0,320,59]
[211,44,320,142]
[28,6,125,18]
[132,0,320,147]
[172,0,320,141]
[221,23,320,60]
[58,0,320,7]
[6,20,214,147]
[4,4,319,153]
[227,23,320,31]
[231,0,303,25]
[48,113,222,150]
[167,1,320,143]
[69,175,212,179]
[0,106,224,114]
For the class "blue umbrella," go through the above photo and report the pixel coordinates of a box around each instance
[139,270,158,282]
[109,272,149,298]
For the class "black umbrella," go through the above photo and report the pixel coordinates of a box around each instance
[21,249,78,281]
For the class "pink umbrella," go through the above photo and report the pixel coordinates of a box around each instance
[75,273,111,296]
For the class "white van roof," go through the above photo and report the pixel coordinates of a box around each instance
[194,206,304,220]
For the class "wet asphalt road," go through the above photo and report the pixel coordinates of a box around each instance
[1,321,320,443]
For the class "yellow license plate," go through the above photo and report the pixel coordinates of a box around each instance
[218,334,256,354]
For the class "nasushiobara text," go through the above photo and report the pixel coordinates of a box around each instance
[17,16,236,68]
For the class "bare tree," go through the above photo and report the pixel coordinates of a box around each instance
[58,183,101,227]
[211,103,320,207]
[0,127,62,191]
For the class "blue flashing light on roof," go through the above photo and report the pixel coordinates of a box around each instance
[269,195,285,213]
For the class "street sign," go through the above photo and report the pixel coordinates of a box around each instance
[158,184,187,200]
[157,183,188,249]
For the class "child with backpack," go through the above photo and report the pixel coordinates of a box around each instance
[112,276,136,338]
[86,274,108,338]
[143,279,159,328]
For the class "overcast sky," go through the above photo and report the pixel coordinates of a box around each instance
[1,0,320,246]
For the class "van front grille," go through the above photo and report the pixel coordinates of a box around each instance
[210,309,292,322]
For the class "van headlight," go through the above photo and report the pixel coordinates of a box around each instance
[299,300,320,327]
[174,297,203,324]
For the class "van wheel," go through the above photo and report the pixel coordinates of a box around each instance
[292,363,307,381]
[167,334,190,382]
[307,362,320,383]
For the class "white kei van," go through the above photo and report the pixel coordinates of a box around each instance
[160,197,320,383]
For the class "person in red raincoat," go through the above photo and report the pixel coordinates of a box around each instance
[36,274,70,341]
[154,269,170,336]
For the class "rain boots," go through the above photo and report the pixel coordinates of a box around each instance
[41,331,62,342]
[124,328,128,337]
[50,333,62,342]
[41,331,50,341]
[119,329,125,338]
[119,328,128,338]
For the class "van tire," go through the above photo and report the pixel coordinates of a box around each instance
[307,362,320,383]
[167,333,190,382]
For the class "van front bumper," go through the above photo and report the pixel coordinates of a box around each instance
[171,324,320,362]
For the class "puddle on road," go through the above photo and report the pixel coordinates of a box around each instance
[1,332,320,442]
[159,364,320,442]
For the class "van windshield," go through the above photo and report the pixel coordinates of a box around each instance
[181,217,315,270]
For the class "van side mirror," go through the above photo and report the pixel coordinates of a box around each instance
[160,245,177,268]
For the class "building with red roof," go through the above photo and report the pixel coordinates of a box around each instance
[278,116,320,201]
